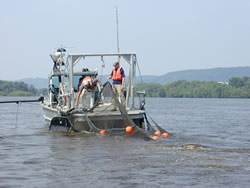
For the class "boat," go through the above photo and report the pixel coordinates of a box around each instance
[0,47,169,140]
[40,48,155,137]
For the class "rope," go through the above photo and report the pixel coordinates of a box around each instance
[108,82,152,140]
[101,56,105,83]
[135,56,144,84]
[15,102,20,128]
[145,109,173,136]
[84,112,100,133]
[143,113,156,134]
[135,57,172,135]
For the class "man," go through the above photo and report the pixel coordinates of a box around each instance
[75,76,103,108]
[107,61,126,111]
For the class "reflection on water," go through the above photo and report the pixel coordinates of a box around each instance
[0,97,250,187]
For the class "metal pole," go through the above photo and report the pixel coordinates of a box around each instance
[115,6,120,62]
[68,55,74,109]
[130,55,134,108]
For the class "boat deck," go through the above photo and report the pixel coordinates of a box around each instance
[41,101,145,120]
[76,103,144,117]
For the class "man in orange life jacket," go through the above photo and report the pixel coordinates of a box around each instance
[75,76,103,108]
[107,61,126,111]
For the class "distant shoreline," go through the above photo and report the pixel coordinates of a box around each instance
[1,76,250,98]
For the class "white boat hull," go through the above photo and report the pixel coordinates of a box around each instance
[41,103,145,131]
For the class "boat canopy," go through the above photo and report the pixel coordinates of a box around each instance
[49,52,138,110]
[68,53,137,108]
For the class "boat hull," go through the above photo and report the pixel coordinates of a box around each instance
[41,103,145,131]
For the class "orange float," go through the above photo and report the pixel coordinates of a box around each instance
[152,136,159,140]
[125,126,133,133]
[154,130,161,135]
[162,132,169,137]
[99,130,106,135]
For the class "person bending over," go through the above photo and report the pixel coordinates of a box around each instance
[75,77,103,108]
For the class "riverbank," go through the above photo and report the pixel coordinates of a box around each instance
[1,77,250,98]
[135,77,250,98]
[0,80,47,96]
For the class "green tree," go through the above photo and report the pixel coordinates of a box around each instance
[0,80,41,96]
[38,88,48,96]
[136,77,250,98]
[8,91,33,96]
[229,77,244,88]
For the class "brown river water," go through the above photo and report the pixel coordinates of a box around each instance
[0,97,250,187]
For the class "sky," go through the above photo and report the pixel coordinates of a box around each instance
[1,0,250,80]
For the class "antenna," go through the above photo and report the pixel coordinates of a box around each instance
[115,5,120,62]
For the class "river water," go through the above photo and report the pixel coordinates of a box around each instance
[0,97,250,188]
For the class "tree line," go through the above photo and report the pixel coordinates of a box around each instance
[0,80,47,96]
[1,77,250,98]
[135,77,250,98]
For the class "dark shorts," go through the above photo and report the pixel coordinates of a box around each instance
[112,80,122,85]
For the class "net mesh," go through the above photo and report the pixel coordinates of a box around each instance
[57,81,169,140]
[69,82,152,140]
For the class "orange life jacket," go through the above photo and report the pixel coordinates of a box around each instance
[82,77,95,89]
[112,67,122,80]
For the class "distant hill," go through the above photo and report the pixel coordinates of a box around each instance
[153,66,250,84]
[18,66,250,88]
[18,77,48,89]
